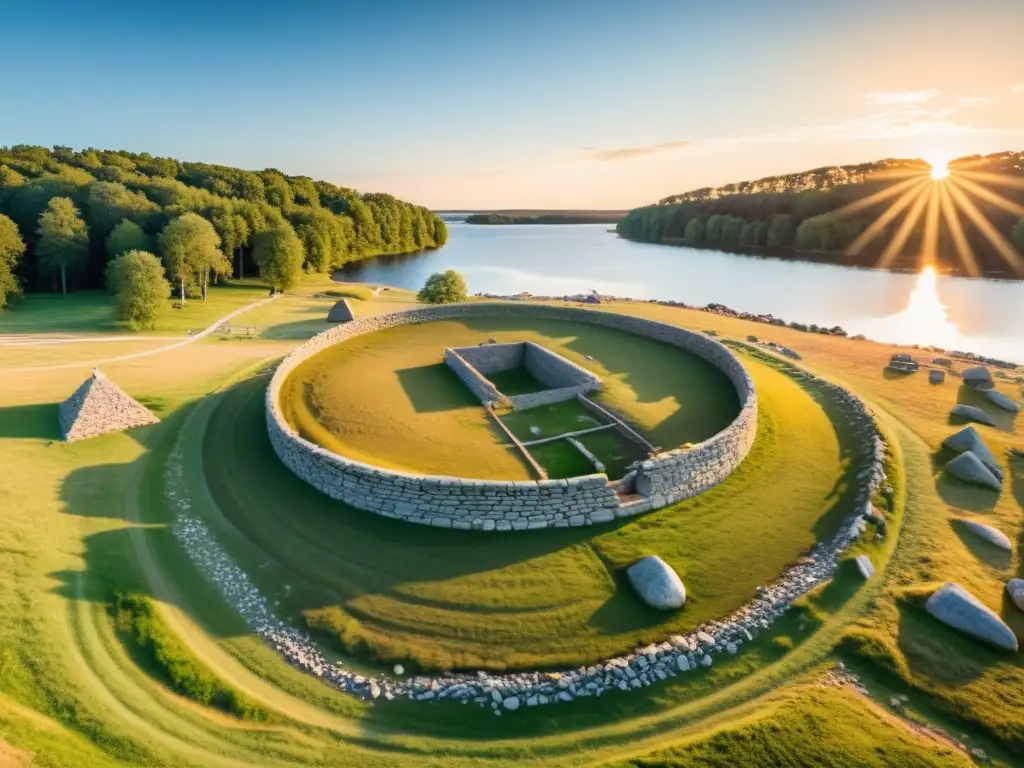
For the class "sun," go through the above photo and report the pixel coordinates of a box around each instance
[929,161,950,181]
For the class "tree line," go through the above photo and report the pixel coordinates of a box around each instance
[0,144,448,307]
[617,151,1024,277]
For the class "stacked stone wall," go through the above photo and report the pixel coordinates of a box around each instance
[522,342,602,390]
[454,343,524,374]
[443,349,502,404]
[267,303,757,529]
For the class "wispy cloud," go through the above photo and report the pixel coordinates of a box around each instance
[957,96,994,107]
[1012,84,1024,94]
[865,89,939,105]
[583,139,691,161]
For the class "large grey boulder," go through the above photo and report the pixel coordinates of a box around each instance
[929,370,945,384]
[925,582,1018,651]
[961,366,995,390]
[945,452,1002,491]
[957,519,1012,552]
[1007,579,1024,613]
[855,555,875,579]
[950,404,996,427]
[942,426,1002,480]
[627,556,686,610]
[985,389,1021,413]
[327,298,355,323]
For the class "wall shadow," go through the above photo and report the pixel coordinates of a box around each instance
[395,363,480,413]
[0,403,62,440]
[258,318,331,341]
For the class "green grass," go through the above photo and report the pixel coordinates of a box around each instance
[618,684,970,768]
[528,438,596,478]
[205,348,855,672]
[112,593,267,721]
[499,399,603,441]
[485,366,548,396]
[280,316,738,479]
[576,429,648,480]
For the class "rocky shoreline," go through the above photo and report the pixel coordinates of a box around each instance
[164,341,889,713]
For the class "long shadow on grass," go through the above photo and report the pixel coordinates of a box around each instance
[897,600,1005,686]
[257,317,331,341]
[953,384,1016,432]
[949,518,1013,571]
[395,363,480,412]
[0,403,62,440]
[931,447,1001,513]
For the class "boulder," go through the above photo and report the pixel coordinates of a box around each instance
[327,298,355,323]
[1007,579,1024,613]
[957,519,1012,552]
[950,404,996,427]
[945,452,1002,491]
[961,366,995,390]
[932,357,952,366]
[985,389,1020,413]
[627,556,686,610]
[928,370,945,384]
[855,555,875,579]
[942,426,1002,480]
[925,582,1018,651]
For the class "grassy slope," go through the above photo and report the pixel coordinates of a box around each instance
[204,347,852,671]
[280,317,738,479]
[0,286,1015,766]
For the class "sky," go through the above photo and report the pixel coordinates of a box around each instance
[2,0,1023,209]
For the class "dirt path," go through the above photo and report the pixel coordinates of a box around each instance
[7,295,278,373]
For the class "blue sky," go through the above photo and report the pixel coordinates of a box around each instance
[2,0,1022,207]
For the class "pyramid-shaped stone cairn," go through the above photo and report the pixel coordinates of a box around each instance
[327,298,355,323]
[59,368,159,442]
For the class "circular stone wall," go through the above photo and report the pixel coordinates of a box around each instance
[266,303,757,530]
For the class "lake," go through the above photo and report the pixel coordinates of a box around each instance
[338,223,1024,363]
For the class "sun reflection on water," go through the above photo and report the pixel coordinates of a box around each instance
[863,266,963,350]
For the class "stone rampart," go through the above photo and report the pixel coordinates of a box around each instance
[522,342,602,389]
[454,342,524,374]
[443,348,502,404]
[267,303,757,529]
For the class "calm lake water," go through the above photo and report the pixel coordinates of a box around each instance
[339,223,1024,362]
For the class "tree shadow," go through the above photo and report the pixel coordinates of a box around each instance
[395,363,480,413]
[950,519,1013,571]
[0,403,62,440]
[955,384,1017,433]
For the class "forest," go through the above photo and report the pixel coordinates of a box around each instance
[466,212,626,225]
[617,151,1024,278]
[0,144,447,298]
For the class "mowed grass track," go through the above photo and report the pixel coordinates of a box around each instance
[204,349,856,672]
[279,317,740,479]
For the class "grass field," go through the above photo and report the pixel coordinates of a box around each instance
[280,317,739,478]
[0,283,1019,767]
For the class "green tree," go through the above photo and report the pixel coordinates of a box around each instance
[684,218,704,244]
[157,213,222,302]
[106,250,171,330]
[766,214,795,248]
[36,197,89,294]
[211,210,250,277]
[86,181,157,236]
[106,219,151,259]
[252,223,303,292]
[1012,218,1024,255]
[417,269,467,304]
[0,214,26,307]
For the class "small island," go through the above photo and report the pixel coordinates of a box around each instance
[463,210,627,225]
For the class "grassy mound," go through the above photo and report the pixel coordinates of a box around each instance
[205,346,857,672]
[279,316,740,479]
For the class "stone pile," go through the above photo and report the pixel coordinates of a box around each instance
[59,368,159,442]
[327,299,355,323]
[168,348,890,712]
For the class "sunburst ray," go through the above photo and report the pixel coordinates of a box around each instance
[937,183,980,277]
[949,175,1024,218]
[845,178,930,255]
[957,169,1024,190]
[945,182,1024,275]
[834,175,927,221]
[919,185,941,268]
[877,185,932,269]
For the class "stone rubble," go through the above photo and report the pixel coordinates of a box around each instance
[59,368,159,442]
[166,344,889,712]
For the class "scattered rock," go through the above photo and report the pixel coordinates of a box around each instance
[957,519,1012,552]
[326,299,355,323]
[942,426,1002,479]
[949,403,996,427]
[529,425,541,436]
[961,366,995,390]
[627,556,686,610]
[985,389,1020,413]
[925,582,1018,651]
[393,664,404,675]
[944,451,1002,491]
[855,555,874,579]
[1006,579,1024,612]
[928,370,945,384]
[502,696,520,711]
[932,357,952,366]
